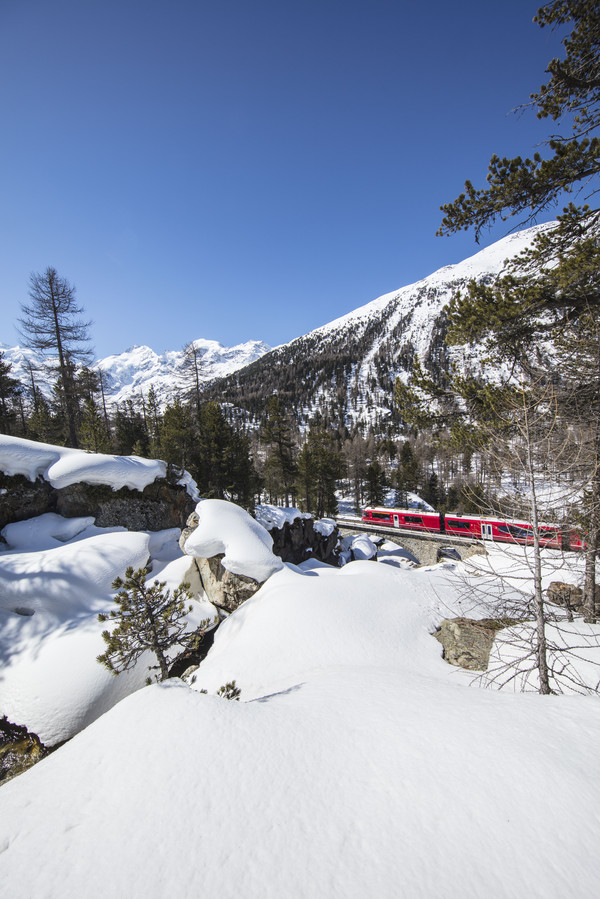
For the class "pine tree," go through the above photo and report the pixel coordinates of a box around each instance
[296,428,345,518]
[365,459,387,507]
[114,400,149,456]
[261,396,297,505]
[159,398,196,470]
[395,441,419,507]
[0,352,21,435]
[79,397,112,452]
[97,566,208,683]
[438,2,600,243]
[436,1,600,620]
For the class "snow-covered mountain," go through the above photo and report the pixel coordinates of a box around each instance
[93,338,271,406]
[206,224,554,430]
[2,223,551,425]
[1,338,271,408]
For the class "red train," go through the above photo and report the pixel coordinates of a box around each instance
[361,507,585,550]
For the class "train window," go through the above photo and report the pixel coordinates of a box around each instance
[498,524,531,538]
[371,512,392,521]
[446,519,471,530]
[404,515,423,525]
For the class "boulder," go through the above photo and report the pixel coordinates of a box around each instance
[168,627,217,679]
[546,581,600,616]
[434,617,518,671]
[0,471,195,532]
[0,473,54,530]
[179,511,199,553]
[0,717,49,785]
[184,555,262,613]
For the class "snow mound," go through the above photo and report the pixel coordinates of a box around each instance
[254,504,310,530]
[0,434,167,492]
[1,512,97,552]
[3,554,600,897]
[184,499,284,582]
[0,530,152,744]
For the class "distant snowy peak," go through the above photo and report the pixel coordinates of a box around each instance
[95,339,271,406]
[1,337,271,408]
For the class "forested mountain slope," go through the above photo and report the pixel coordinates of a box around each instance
[207,224,552,432]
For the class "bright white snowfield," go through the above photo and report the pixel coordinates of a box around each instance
[2,490,600,895]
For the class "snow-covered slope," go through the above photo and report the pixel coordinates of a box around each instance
[209,223,555,428]
[0,337,271,409]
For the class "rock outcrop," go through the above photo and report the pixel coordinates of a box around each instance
[546,581,600,617]
[434,617,518,671]
[0,717,49,785]
[182,555,262,613]
[0,471,195,532]
[267,516,339,565]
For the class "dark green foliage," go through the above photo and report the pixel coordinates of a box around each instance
[395,441,419,507]
[97,566,208,683]
[365,459,387,507]
[0,352,21,435]
[114,401,149,456]
[193,401,260,508]
[296,428,345,518]
[159,398,196,470]
[420,471,442,509]
[439,2,600,241]
[261,396,297,504]
[199,680,242,700]
[216,681,241,700]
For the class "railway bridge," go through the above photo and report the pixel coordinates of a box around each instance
[335,517,487,567]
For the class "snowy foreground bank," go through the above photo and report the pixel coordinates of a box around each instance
[2,492,600,895]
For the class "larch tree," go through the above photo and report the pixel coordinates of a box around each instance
[179,341,204,416]
[18,267,92,447]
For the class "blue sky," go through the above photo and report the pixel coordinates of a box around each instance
[1,0,567,359]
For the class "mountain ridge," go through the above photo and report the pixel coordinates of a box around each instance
[2,223,552,429]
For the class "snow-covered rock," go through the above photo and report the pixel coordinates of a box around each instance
[184,499,283,583]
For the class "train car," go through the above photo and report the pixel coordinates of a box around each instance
[363,507,583,550]
[361,507,442,533]
[444,514,563,548]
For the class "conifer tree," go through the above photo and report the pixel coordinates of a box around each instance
[18,267,92,447]
[179,341,204,415]
[97,567,207,683]
[436,2,600,619]
[296,428,345,518]
[262,396,297,504]
[438,2,600,243]
[79,397,112,452]
[160,398,196,470]
[114,400,149,456]
[365,459,387,507]
[0,352,20,435]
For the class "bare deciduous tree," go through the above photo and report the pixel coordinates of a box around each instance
[18,267,92,447]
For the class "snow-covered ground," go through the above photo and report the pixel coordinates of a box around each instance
[2,483,600,896]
